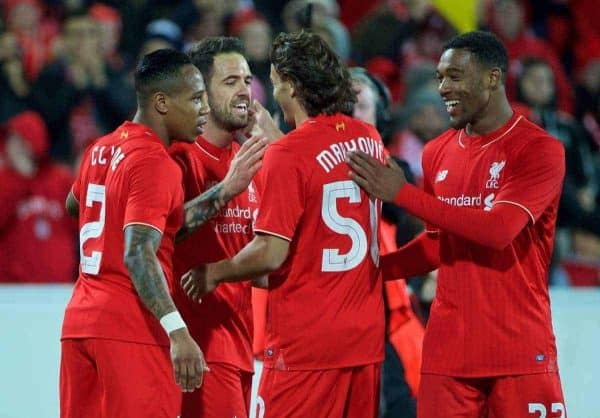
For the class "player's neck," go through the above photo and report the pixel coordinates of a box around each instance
[202,122,234,148]
[294,108,310,128]
[466,95,513,137]
[132,110,169,146]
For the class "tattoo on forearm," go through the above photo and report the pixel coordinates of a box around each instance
[124,225,176,319]
[177,182,229,242]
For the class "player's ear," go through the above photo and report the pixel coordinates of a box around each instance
[154,92,168,115]
[288,81,296,98]
[489,68,501,90]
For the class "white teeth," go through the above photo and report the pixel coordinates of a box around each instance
[444,100,460,106]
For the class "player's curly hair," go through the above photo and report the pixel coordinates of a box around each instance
[270,30,356,117]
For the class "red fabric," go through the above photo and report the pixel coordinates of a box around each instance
[418,373,565,418]
[62,121,184,346]
[395,185,530,250]
[571,0,600,73]
[257,363,380,418]
[60,339,181,418]
[254,114,385,370]
[6,111,49,159]
[252,287,268,358]
[381,232,440,281]
[380,219,424,397]
[169,136,257,372]
[181,363,252,418]
[0,163,76,283]
[396,113,564,377]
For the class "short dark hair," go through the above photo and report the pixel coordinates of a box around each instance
[134,48,192,103]
[187,37,245,84]
[270,30,356,117]
[443,31,509,83]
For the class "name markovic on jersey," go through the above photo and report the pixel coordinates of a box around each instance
[316,136,384,173]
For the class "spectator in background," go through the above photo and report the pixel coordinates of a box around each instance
[31,11,135,162]
[0,111,77,283]
[486,0,574,114]
[139,19,184,57]
[516,58,599,226]
[516,56,600,283]
[0,31,31,122]
[89,2,127,72]
[388,88,448,185]
[3,0,58,81]
[229,10,276,112]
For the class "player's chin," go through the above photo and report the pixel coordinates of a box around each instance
[449,116,467,130]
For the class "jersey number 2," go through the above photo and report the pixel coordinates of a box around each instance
[321,180,379,272]
[79,183,106,274]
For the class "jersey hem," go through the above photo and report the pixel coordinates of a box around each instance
[262,356,385,371]
[122,221,164,234]
[60,334,169,347]
[253,228,293,242]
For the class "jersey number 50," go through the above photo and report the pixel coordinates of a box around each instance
[79,183,106,275]
[321,180,379,272]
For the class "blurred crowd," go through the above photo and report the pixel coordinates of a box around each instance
[1,0,599,291]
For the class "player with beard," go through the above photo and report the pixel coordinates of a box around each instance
[346,31,567,418]
[182,31,385,418]
[169,37,272,418]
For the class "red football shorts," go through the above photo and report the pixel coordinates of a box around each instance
[181,362,253,418]
[60,338,181,418]
[418,372,566,418]
[254,363,381,418]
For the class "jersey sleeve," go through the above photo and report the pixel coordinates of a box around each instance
[253,144,305,241]
[493,136,565,223]
[169,144,208,200]
[123,154,182,233]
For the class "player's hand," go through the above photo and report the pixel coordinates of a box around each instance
[346,151,407,202]
[180,265,219,303]
[222,134,267,198]
[169,328,210,392]
[237,100,283,143]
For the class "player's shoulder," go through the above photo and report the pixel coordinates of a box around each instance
[168,138,197,158]
[423,128,457,155]
[512,115,564,154]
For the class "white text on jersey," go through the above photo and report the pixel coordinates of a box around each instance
[316,136,384,173]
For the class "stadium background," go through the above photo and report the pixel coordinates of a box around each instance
[1,0,599,417]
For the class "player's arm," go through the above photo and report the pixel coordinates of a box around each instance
[65,190,79,218]
[176,135,268,242]
[181,234,289,302]
[348,151,530,250]
[123,224,208,392]
[381,231,441,281]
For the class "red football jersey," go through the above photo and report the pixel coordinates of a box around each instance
[170,136,258,372]
[254,114,385,370]
[421,112,565,376]
[61,121,184,346]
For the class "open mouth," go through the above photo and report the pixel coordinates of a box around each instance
[444,100,460,115]
[232,103,249,116]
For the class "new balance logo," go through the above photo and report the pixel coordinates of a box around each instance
[485,161,505,189]
[435,169,448,183]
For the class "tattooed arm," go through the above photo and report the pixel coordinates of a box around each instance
[176,182,228,242]
[123,224,207,392]
[176,134,268,242]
